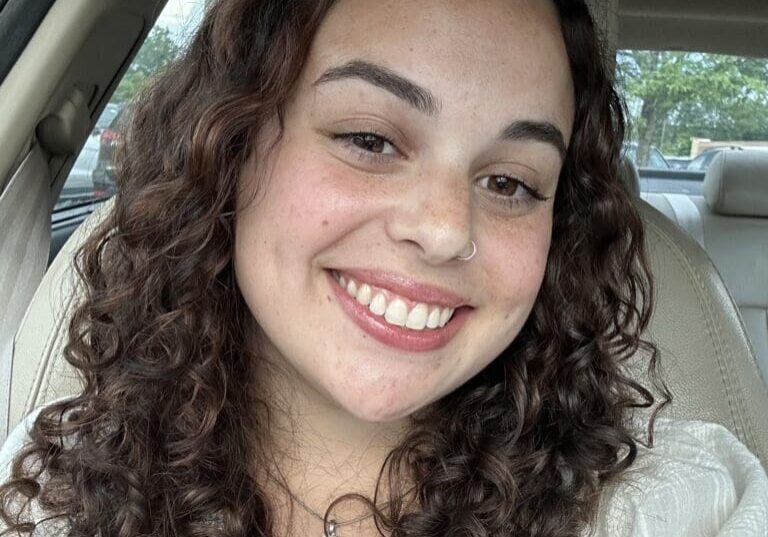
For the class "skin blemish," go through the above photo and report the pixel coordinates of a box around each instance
[322,220,329,227]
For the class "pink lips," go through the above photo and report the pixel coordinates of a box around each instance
[335,268,469,308]
[326,269,473,352]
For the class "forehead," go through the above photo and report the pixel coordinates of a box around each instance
[303,0,575,135]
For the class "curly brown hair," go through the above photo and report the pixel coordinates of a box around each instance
[0,1,667,536]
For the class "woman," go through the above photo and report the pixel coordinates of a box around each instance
[1,0,766,536]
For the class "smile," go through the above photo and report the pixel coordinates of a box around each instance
[326,269,473,352]
[332,269,455,330]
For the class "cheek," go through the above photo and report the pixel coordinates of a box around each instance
[484,210,553,307]
[236,141,382,267]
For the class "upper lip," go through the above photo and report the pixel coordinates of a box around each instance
[331,268,471,309]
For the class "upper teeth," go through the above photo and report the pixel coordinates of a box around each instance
[334,271,456,330]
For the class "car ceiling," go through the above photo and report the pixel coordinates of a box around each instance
[618,0,768,57]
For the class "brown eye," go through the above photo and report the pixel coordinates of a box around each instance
[486,175,523,196]
[476,174,548,211]
[350,133,390,154]
[331,130,401,164]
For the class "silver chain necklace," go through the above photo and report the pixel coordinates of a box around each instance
[286,489,375,537]
[267,472,417,537]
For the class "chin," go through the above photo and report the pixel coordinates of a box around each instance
[335,390,423,423]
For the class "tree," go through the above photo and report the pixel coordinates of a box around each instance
[617,51,768,163]
[113,26,181,103]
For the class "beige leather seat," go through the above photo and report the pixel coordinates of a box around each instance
[644,150,768,379]
[635,199,768,464]
[6,195,768,467]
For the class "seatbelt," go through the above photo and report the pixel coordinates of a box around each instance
[0,146,50,444]
[663,193,706,248]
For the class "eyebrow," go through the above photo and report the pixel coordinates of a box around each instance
[315,59,568,158]
[501,120,567,159]
[314,60,441,116]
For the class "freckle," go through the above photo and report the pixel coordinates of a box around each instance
[322,220,329,227]
[327,295,331,302]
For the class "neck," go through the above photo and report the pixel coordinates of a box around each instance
[249,336,414,533]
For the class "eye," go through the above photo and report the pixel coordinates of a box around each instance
[349,133,398,155]
[481,175,525,197]
[331,131,401,163]
[476,175,549,208]
[478,175,545,199]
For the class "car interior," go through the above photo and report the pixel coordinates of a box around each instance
[1,0,768,474]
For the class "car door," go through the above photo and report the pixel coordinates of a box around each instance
[0,0,179,442]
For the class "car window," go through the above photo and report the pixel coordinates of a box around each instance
[688,151,719,172]
[52,0,205,212]
[648,149,669,169]
[617,50,768,194]
[94,103,121,131]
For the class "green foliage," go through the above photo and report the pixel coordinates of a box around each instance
[113,26,180,103]
[617,51,768,164]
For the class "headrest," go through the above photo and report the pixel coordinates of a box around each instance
[619,156,641,197]
[704,150,768,217]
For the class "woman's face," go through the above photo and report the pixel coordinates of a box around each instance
[235,0,574,422]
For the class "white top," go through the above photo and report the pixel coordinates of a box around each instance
[2,402,767,536]
[591,419,768,536]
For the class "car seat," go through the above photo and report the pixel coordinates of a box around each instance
[5,197,768,467]
[644,150,768,379]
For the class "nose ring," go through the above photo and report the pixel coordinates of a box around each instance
[455,240,477,261]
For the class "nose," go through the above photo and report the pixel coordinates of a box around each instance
[384,166,473,265]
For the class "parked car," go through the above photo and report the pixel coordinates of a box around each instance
[93,102,122,136]
[665,156,692,170]
[91,103,126,197]
[622,142,671,169]
[55,103,123,209]
[687,147,743,172]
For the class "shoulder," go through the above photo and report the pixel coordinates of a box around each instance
[589,419,768,537]
[1,403,47,480]
[0,396,77,535]
[1,395,79,475]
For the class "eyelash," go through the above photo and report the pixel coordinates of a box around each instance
[479,176,551,210]
[331,130,551,208]
[331,130,400,165]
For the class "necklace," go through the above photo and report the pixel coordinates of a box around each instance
[266,472,417,537]
[286,489,374,537]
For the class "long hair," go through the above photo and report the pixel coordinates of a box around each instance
[0,1,666,536]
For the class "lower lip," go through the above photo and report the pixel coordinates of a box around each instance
[326,270,472,353]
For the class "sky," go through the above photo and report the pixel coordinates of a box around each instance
[155,0,206,44]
